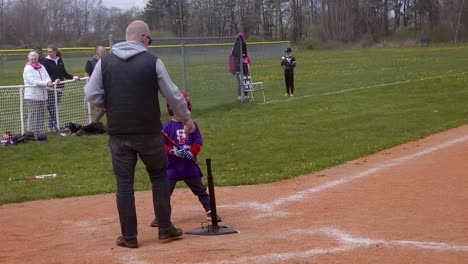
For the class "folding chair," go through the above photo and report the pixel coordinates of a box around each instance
[241,64,265,102]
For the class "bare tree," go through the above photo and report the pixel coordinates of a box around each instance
[91,1,114,38]
[80,0,97,36]
[384,0,389,35]
[289,0,303,41]
[9,0,48,46]
[455,0,466,43]
[0,0,12,44]
[0,0,466,48]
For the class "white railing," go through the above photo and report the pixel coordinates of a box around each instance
[0,78,91,135]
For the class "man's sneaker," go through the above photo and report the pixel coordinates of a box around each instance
[290,94,294,97]
[158,226,183,240]
[150,218,158,227]
[284,93,289,97]
[206,210,222,222]
[116,236,138,248]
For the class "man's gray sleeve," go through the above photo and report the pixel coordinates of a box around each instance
[156,59,191,122]
[84,60,105,108]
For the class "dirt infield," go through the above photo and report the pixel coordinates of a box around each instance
[1,125,467,264]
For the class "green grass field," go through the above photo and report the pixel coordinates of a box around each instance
[1,45,468,205]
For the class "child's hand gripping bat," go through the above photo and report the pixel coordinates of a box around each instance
[160,130,198,164]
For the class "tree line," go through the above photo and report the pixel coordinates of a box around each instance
[1,0,466,48]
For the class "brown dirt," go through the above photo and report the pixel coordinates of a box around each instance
[1,125,468,264]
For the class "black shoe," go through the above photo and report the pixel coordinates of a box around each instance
[150,218,158,227]
[116,236,138,248]
[158,226,183,240]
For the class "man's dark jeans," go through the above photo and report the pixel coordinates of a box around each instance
[153,176,211,224]
[109,134,172,240]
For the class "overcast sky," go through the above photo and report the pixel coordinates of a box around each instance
[101,0,146,10]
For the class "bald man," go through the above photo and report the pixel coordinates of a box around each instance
[85,20,194,248]
[84,46,106,77]
[85,46,107,122]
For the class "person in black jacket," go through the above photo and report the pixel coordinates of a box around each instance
[281,47,297,97]
[85,46,107,123]
[231,32,248,74]
[231,33,251,100]
[84,46,107,77]
[42,45,79,132]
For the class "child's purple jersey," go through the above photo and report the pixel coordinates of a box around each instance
[163,119,203,180]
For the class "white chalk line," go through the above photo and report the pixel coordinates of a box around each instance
[116,252,151,264]
[261,71,468,105]
[63,217,115,232]
[314,227,468,251]
[184,227,468,264]
[219,135,468,217]
[63,218,153,264]
[116,131,468,264]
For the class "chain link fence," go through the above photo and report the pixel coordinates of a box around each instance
[110,36,290,108]
[1,38,289,135]
[0,79,91,135]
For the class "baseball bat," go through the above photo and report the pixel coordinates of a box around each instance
[160,130,198,164]
[9,173,57,181]
[160,130,181,149]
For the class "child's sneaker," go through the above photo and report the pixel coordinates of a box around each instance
[205,210,222,222]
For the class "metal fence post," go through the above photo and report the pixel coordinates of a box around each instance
[109,35,114,48]
[181,38,187,91]
[54,84,60,132]
[85,78,92,124]
[19,87,25,134]
[239,40,245,102]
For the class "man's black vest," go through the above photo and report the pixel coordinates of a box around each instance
[101,51,161,135]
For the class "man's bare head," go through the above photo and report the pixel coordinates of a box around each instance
[95,46,106,59]
[126,20,152,46]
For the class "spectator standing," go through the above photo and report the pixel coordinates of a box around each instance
[84,46,107,77]
[230,32,251,100]
[23,51,54,135]
[42,45,79,132]
[33,47,45,64]
[281,47,296,97]
[85,46,107,123]
[85,20,194,248]
[231,32,248,74]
